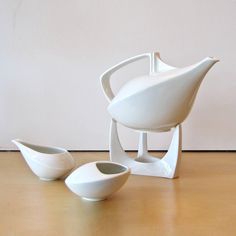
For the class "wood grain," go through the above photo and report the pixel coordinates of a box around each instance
[1,152,236,236]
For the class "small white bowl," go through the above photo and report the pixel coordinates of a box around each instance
[12,139,75,181]
[65,161,130,201]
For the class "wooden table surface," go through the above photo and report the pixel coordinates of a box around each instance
[1,151,236,236]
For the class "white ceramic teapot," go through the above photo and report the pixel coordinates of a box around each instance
[100,52,219,178]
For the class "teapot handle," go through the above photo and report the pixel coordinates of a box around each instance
[100,52,176,102]
[100,53,151,102]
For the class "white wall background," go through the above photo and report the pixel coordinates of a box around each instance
[0,0,235,150]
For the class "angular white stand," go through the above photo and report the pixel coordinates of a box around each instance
[110,120,182,179]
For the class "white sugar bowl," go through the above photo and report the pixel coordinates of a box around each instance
[65,161,130,201]
[12,139,75,181]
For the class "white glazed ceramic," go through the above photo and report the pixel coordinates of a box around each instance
[12,139,75,181]
[100,52,219,178]
[65,161,130,201]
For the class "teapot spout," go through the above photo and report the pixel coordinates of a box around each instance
[207,56,219,63]
[203,56,219,68]
[191,56,219,80]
